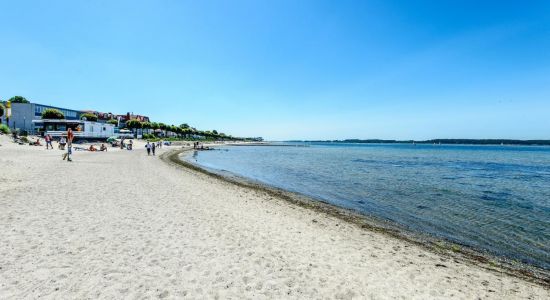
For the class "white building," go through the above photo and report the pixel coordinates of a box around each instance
[32,119,115,139]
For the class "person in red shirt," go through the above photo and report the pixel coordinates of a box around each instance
[63,128,74,162]
[45,134,54,149]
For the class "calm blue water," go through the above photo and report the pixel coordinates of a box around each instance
[185,143,550,269]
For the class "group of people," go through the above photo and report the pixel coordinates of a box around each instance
[145,141,157,156]
[30,130,171,161]
[88,144,107,152]
[193,142,210,150]
[41,134,68,150]
[119,138,133,150]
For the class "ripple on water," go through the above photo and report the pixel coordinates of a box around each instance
[189,143,550,269]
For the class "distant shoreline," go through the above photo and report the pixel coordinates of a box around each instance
[286,139,550,146]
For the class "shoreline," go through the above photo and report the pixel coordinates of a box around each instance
[2,134,549,298]
[164,148,550,287]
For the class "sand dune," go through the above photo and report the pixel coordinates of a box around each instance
[0,135,548,299]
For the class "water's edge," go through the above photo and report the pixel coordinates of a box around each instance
[161,148,550,287]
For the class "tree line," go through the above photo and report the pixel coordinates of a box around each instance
[40,107,241,141]
[302,139,550,146]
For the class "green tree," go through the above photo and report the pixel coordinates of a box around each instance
[141,121,152,135]
[126,119,142,129]
[178,127,186,138]
[125,119,142,137]
[212,130,218,135]
[169,125,178,137]
[200,130,211,138]
[158,123,167,137]
[182,127,192,139]
[8,96,30,103]
[80,113,98,122]
[41,108,64,119]
[150,122,159,136]
[179,123,190,129]
[173,126,181,138]
[107,119,118,126]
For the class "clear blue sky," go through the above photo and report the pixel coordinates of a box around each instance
[1,0,549,140]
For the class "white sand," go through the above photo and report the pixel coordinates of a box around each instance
[0,135,548,299]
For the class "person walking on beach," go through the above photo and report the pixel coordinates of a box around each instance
[146,142,151,156]
[49,134,54,149]
[62,128,74,162]
[151,142,156,156]
[45,134,52,149]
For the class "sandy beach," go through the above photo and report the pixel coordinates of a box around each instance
[0,135,548,299]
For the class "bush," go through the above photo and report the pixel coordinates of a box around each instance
[142,133,156,139]
[41,108,65,119]
[0,124,9,134]
[107,119,118,125]
[80,113,98,121]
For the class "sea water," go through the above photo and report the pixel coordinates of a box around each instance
[185,143,550,269]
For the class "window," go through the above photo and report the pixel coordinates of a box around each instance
[35,106,45,116]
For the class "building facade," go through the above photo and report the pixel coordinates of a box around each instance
[0,101,151,135]
[2,102,81,134]
[116,113,150,123]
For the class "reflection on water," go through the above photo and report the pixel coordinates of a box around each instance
[187,143,550,269]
